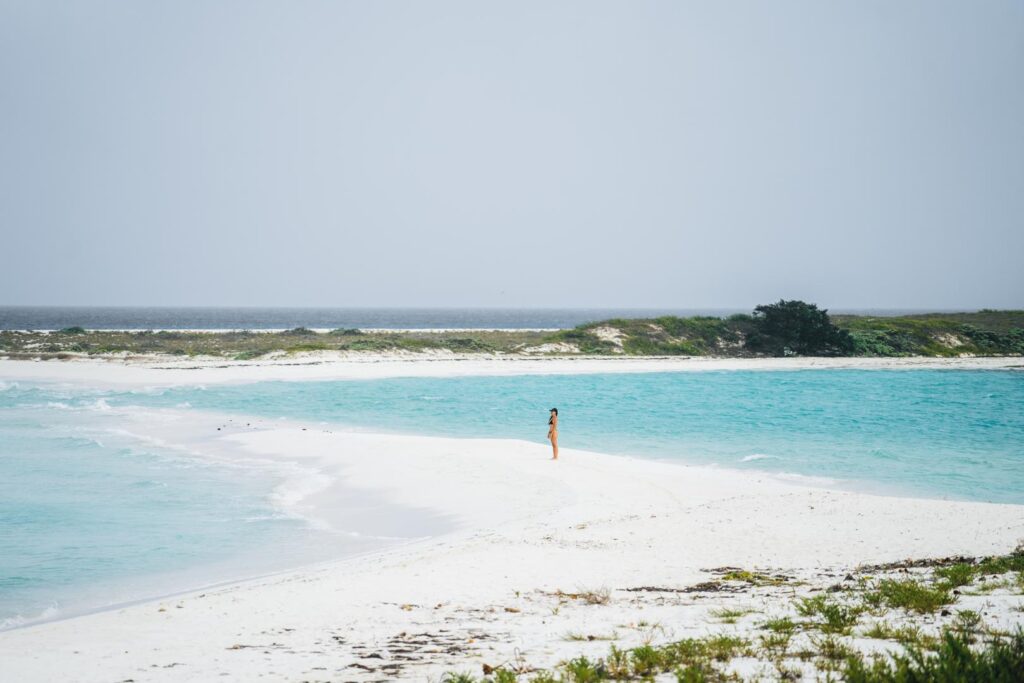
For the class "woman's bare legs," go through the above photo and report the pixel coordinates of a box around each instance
[550,432,558,460]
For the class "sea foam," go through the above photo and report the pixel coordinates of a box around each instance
[740,453,779,462]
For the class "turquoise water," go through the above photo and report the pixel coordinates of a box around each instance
[0,383,387,629]
[122,369,1024,503]
[2,369,1022,628]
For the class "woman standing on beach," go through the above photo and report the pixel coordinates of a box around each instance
[548,408,559,460]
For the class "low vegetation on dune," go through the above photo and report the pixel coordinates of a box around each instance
[439,550,1024,683]
[0,327,551,360]
[1,303,1022,360]
[834,312,1024,358]
[549,304,1024,358]
[445,630,1024,683]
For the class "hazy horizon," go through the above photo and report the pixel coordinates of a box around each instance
[0,304,1010,312]
[0,303,1017,335]
[2,1,1022,309]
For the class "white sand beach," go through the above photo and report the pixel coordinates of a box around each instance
[0,353,1019,389]
[1,356,1023,681]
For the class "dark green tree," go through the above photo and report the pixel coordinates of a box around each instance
[748,300,854,356]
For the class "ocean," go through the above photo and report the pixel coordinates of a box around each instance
[1,368,1021,629]
[0,306,956,331]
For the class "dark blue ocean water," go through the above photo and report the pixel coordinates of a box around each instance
[0,306,954,331]
[0,307,726,330]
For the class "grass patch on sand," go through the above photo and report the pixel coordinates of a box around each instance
[811,633,854,665]
[796,595,862,634]
[934,563,977,589]
[861,622,940,650]
[931,552,1024,594]
[758,632,791,658]
[975,551,1024,576]
[760,616,798,634]
[870,579,952,614]
[477,636,754,682]
[709,607,757,624]
[965,576,1023,595]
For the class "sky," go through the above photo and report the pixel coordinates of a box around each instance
[1,1,1022,309]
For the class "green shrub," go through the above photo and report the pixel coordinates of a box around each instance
[440,337,495,352]
[606,645,630,678]
[748,300,854,356]
[630,644,664,676]
[564,656,603,682]
[674,664,713,682]
[286,342,328,353]
[344,339,397,352]
[843,628,1024,682]
[960,325,1024,354]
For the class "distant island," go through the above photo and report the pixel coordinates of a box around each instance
[1,301,1022,361]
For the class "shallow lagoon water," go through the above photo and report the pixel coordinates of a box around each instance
[127,369,1024,503]
[0,383,389,629]
[2,369,1022,628]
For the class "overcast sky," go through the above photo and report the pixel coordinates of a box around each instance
[2,1,1021,309]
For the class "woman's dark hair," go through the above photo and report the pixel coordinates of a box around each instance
[550,408,558,415]
[548,407,558,425]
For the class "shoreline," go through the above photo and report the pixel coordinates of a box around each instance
[1,410,1022,680]
[1,354,1020,390]
[0,408,1002,633]
[1,393,1013,630]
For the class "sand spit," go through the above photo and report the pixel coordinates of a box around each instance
[0,421,1021,681]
